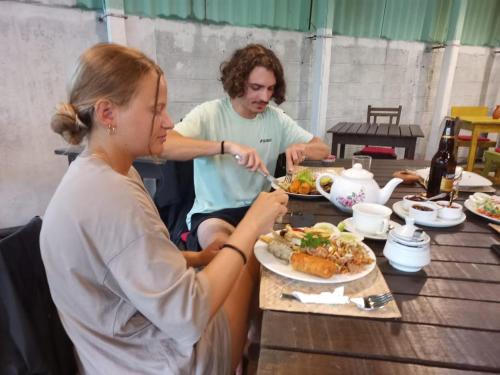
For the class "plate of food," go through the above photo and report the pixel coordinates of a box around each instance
[464,193,500,224]
[272,168,333,200]
[254,222,376,284]
[415,168,492,187]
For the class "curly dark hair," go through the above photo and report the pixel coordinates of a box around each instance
[220,44,286,105]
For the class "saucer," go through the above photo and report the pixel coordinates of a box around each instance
[392,201,466,227]
[389,260,424,272]
[341,218,401,240]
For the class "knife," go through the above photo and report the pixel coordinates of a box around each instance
[234,154,283,189]
[280,292,300,301]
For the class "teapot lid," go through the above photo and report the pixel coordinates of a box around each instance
[343,163,373,179]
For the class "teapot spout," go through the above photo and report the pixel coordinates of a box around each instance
[378,177,403,205]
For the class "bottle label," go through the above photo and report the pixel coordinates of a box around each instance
[440,176,454,192]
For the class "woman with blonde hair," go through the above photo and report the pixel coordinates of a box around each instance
[41,43,288,374]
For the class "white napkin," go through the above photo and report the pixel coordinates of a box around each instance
[291,286,364,308]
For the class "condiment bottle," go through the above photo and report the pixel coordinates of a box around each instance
[426,117,457,198]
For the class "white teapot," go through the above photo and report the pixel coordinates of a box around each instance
[315,163,402,213]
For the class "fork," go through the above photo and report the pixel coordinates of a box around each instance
[353,292,394,311]
[280,291,394,311]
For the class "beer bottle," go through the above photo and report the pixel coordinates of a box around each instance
[426,118,457,198]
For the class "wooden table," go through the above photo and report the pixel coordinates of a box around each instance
[327,122,424,159]
[54,146,165,179]
[257,159,500,374]
[457,116,500,172]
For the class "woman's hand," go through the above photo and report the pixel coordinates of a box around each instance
[242,190,289,236]
[182,241,221,268]
[226,141,270,175]
[198,241,222,266]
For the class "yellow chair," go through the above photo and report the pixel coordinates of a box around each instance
[482,149,500,180]
[451,106,496,158]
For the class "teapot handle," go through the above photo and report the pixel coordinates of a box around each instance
[315,173,337,200]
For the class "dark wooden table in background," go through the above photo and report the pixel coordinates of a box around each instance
[327,122,424,159]
[257,159,500,374]
[54,146,165,179]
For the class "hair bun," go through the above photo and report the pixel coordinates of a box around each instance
[51,102,88,144]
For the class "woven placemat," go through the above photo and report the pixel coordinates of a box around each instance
[259,266,401,319]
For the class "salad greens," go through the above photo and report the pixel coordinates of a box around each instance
[300,232,330,248]
[294,169,315,185]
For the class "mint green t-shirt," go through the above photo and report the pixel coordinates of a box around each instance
[175,96,313,229]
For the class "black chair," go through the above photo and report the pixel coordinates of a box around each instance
[0,217,77,375]
[354,105,402,159]
[154,154,287,251]
[155,160,198,250]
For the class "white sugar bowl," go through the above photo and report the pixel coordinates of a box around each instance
[383,217,431,272]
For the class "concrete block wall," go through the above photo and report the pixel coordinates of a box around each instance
[0,1,106,228]
[326,36,444,159]
[127,16,313,130]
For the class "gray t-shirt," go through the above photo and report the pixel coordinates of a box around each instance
[40,154,231,375]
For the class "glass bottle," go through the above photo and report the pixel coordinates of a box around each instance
[426,118,457,198]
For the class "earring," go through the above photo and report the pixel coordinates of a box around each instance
[107,123,117,135]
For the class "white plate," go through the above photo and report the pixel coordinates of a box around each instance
[271,176,324,200]
[254,232,376,284]
[464,198,500,224]
[392,201,466,227]
[341,218,401,241]
[415,168,492,187]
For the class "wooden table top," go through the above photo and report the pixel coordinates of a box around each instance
[459,116,500,125]
[257,159,500,374]
[327,122,425,139]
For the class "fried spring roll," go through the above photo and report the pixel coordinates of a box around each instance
[290,252,337,279]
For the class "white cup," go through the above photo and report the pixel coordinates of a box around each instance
[409,202,438,222]
[352,203,392,235]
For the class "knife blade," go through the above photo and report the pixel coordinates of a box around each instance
[280,292,300,301]
[234,154,283,189]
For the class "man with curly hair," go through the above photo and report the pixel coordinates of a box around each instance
[162,43,329,250]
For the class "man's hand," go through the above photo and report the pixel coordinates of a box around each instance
[225,141,270,175]
[285,143,307,173]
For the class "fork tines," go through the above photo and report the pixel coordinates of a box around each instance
[369,292,394,308]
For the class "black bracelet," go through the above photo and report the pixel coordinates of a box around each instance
[222,243,247,265]
[221,140,225,155]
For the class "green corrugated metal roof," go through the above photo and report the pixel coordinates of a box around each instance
[461,0,499,46]
[76,0,500,46]
[332,0,385,38]
[205,0,311,30]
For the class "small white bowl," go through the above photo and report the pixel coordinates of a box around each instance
[435,201,463,220]
[409,202,438,222]
[403,194,427,211]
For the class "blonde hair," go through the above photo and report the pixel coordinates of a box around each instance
[51,43,162,144]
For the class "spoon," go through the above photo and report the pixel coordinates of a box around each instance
[424,192,447,201]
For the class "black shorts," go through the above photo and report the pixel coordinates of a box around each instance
[189,206,250,249]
